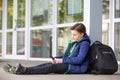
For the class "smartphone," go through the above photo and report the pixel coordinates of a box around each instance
[50,56,54,60]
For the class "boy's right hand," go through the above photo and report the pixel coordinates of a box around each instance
[51,58,56,64]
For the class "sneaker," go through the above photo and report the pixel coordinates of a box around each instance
[3,64,12,72]
[10,63,26,74]
[9,66,17,74]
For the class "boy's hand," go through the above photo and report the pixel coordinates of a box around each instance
[51,58,56,64]
[51,58,63,64]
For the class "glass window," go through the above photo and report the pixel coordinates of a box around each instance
[58,0,83,23]
[115,0,120,18]
[17,0,25,28]
[7,0,13,29]
[30,29,52,58]
[0,33,2,57]
[31,0,53,26]
[17,31,25,55]
[6,32,13,55]
[114,22,120,61]
[0,0,2,57]
[102,0,109,19]
[102,23,109,45]
[0,0,2,30]
[57,27,71,56]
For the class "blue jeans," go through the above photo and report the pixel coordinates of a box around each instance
[24,63,68,74]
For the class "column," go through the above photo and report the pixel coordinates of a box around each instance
[84,0,102,43]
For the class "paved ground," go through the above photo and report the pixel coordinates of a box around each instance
[0,59,120,80]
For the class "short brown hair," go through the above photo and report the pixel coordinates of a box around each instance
[71,23,86,35]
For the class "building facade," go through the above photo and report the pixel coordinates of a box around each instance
[0,0,119,63]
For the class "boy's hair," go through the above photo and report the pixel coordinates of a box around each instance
[70,23,86,35]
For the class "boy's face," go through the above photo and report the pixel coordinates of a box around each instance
[71,30,84,42]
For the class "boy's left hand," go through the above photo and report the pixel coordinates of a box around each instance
[51,58,63,64]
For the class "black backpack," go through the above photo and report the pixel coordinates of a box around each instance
[89,41,118,74]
